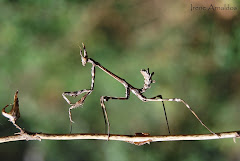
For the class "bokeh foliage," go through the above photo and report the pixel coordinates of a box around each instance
[1,0,240,160]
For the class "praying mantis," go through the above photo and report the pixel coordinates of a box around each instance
[62,43,216,138]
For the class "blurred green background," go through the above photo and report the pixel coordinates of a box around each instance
[1,0,240,160]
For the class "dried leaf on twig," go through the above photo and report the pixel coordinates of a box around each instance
[2,90,20,123]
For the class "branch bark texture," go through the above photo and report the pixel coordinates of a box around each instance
[1,131,239,145]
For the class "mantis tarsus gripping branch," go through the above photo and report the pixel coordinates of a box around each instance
[62,43,216,138]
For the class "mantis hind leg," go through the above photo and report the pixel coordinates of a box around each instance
[145,97,217,136]
[150,95,171,135]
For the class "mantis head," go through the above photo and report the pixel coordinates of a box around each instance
[79,43,88,66]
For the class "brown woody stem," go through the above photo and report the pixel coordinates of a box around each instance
[0,131,239,145]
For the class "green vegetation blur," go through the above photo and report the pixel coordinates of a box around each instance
[1,0,240,160]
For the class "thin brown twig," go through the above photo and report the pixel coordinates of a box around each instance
[0,131,239,145]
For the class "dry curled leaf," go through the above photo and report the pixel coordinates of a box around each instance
[2,90,20,123]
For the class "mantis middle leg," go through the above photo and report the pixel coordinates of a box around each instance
[100,87,130,138]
